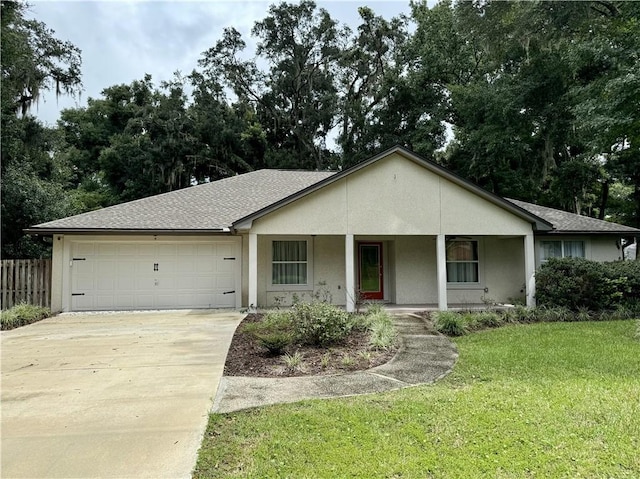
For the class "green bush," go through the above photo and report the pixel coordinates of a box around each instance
[604,260,640,305]
[536,258,618,311]
[242,311,294,355]
[291,301,352,346]
[433,311,468,336]
[1,303,51,330]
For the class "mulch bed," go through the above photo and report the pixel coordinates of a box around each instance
[223,313,398,377]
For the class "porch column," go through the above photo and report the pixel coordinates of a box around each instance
[436,234,448,311]
[345,234,355,312]
[524,232,536,307]
[248,233,258,310]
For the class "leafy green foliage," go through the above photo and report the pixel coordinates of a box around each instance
[433,311,468,336]
[367,310,398,350]
[242,311,294,355]
[536,257,640,311]
[0,2,85,258]
[1,303,52,330]
[290,301,352,347]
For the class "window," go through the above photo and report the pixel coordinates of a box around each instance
[540,240,585,262]
[272,240,308,286]
[446,239,479,283]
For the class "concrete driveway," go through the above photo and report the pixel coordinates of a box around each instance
[1,310,244,478]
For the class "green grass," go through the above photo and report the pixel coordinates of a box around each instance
[195,321,640,478]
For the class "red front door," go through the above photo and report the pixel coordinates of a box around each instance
[358,242,383,300]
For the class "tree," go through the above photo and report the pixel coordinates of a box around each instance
[410,0,639,226]
[1,1,81,116]
[1,1,83,258]
[199,0,345,170]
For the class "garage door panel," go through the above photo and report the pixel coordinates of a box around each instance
[70,240,238,311]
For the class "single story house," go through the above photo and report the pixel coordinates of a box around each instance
[28,146,640,313]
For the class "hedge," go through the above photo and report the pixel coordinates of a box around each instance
[536,258,640,311]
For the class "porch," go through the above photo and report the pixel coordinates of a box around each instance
[246,233,536,311]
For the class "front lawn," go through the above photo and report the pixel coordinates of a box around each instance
[195,321,640,478]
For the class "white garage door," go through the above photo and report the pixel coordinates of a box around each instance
[70,240,239,311]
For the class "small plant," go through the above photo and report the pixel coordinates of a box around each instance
[501,308,520,323]
[535,306,571,322]
[358,351,372,364]
[576,306,592,322]
[368,310,398,349]
[1,303,52,330]
[320,352,332,369]
[282,351,304,372]
[612,305,634,320]
[340,354,355,368]
[242,311,294,355]
[433,311,468,336]
[513,304,536,323]
[475,311,503,328]
[365,302,384,315]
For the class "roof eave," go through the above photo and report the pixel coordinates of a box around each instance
[25,227,232,236]
[536,230,640,236]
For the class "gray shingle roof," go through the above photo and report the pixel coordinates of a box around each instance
[508,199,640,234]
[28,164,639,236]
[30,170,334,232]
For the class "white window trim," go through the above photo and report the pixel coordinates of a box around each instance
[446,237,484,289]
[268,236,314,292]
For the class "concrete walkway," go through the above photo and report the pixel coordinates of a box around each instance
[1,310,244,479]
[213,314,458,413]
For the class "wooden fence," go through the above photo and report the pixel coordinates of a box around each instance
[1,259,52,310]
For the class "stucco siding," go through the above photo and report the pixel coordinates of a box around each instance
[439,182,531,235]
[251,152,534,237]
[258,235,346,307]
[394,236,437,304]
[484,237,526,304]
[590,236,623,262]
[534,235,623,265]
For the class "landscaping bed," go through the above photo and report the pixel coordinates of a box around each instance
[224,313,398,377]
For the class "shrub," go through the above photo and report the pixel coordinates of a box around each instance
[243,311,294,355]
[1,303,51,330]
[433,311,468,336]
[604,260,640,305]
[536,258,618,311]
[474,311,503,328]
[291,301,352,346]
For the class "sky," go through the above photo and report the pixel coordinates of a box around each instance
[26,0,419,126]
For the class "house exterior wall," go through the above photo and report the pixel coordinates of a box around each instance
[252,234,527,308]
[250,152,533,236]
[50,235,65,312]
[534,235,623,266]
[255,235,346,307]
[589,236,623,262]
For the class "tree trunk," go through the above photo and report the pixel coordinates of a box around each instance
[598,180,609,220]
